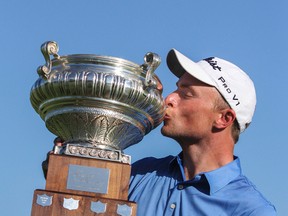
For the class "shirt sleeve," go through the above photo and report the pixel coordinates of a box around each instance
[248,204,277,216]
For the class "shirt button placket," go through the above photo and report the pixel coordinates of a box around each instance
[164,184,181,215]
[170,203,176,209]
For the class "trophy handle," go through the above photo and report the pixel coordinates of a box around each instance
[142,52,161,87]
[37,41,60,79]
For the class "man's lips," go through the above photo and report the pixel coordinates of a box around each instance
[164,114,170,120]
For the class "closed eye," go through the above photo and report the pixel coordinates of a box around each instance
[176,82,195,98]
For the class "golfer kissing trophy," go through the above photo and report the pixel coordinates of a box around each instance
[30,41,165,216]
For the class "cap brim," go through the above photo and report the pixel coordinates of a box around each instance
[166,49,215,86]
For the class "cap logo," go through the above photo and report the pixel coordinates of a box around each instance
[203,57,240,106]
[204,57,241,107]
[204,57,222,71]
[218,76,240,106]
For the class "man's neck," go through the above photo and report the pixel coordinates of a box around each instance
[179,137,234,180]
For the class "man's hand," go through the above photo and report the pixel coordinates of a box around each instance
[41,137,64,179]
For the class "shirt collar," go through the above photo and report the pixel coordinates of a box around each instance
[169,153,242,195]
[204,156,242,194]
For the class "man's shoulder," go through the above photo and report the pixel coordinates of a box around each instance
[228,175,276,215]
[131,155,175,175]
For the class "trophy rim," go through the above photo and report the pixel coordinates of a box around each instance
[51,54,144,73]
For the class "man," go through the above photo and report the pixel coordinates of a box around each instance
[128,49,276,215]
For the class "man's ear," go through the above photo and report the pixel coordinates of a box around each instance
[214,108,236,130]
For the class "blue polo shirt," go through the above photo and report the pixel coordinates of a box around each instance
[128,154,276,216]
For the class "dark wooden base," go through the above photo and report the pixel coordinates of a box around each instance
[46,154,131,200]
[31,190,137,216]
[31,154,136,215]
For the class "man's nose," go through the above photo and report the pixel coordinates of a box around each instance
[165,92,177,107]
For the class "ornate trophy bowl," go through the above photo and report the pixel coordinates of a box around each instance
[30,41,165,163]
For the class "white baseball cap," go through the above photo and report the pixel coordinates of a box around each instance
[166,49,256,133]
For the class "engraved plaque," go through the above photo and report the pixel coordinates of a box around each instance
[117,204,133,216]
[67,165,110,194]
[63,198,79,210]
[91,201,107,213]
[36,194,52,207]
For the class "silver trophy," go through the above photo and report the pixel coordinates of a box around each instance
[30,41,165,164]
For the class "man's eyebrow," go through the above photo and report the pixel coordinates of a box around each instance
[176,80,191,88]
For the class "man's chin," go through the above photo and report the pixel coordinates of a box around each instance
[161,127,172,138]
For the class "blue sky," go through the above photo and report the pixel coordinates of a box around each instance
[0,1,287,215]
